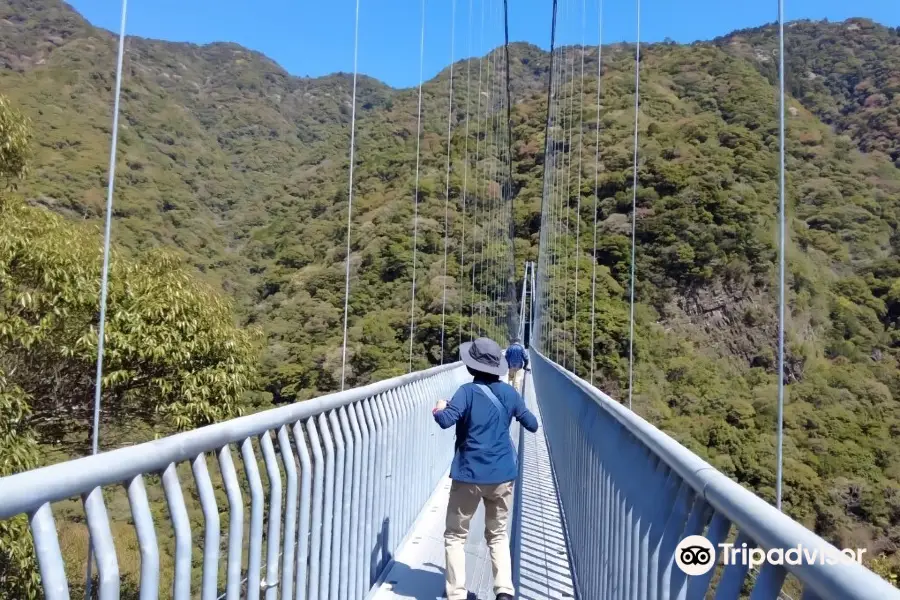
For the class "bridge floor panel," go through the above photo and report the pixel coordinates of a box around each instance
[368,375,574,600]
[515,373,575,600]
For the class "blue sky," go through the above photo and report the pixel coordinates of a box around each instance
[70,0,897,89]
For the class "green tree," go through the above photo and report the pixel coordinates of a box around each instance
[0,96,261,599]
[0,96,30,188]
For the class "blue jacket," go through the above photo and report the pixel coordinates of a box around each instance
[433,378,539,485]
[505,343,527,368]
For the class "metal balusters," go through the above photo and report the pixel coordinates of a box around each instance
[291,421,313,600]
[162,463,191,599]
[276,426,298,600]
[531,350,900,600]
[126,475,159,600]
[191,454,220,600]
[218,445,244,600]
[83,487,119,599]
[241,438,265,600]
[259,432,283,600]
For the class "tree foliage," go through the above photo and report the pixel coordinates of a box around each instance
[0,95,30,187]
[0,91,261,598]
[2,0,900,588]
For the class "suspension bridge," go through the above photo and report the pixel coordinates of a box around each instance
[0,0,898,598]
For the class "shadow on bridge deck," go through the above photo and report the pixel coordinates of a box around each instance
[368,375,575,600]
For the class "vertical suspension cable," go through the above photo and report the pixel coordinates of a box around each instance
[86,3,128,595]
[502,0,516,342]
[554,3,570,364]
[471,0,488,337]
[484,33,497,338]
[536,0,558,353]
[408,0,427,371]
[572,0,586,374]
[340,0,362,390]
[91,0,127,466]
[626,0,641,410]
[549,15,564,358]
[589,0,604,385]
[459,0,475,348]
[562,0,576,369]
[776,0,786,512]
[500,0,514,342]
[440,0,458,364]
[478,5,495,336]
[488,18,502,339]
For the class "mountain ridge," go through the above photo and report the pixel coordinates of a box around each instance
[3,0,900,587]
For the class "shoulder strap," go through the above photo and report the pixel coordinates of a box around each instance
[475,384,507,419]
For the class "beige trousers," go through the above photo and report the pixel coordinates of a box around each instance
[444,480,515,600]
[507,367,522,392]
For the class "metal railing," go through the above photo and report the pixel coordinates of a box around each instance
[0,362,468,600]
[531,351,900,600]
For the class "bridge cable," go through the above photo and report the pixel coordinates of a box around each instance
[459,0,475,348]
[547,15,559,357]
[440,0,458,364]
[490,8,504,341]
[547,0,562,353]
[470,0,486,339]
[502,0,516,342]
[501,0,513,344]
[476,11,490,337]
[85,1,128,595]
[572,0,586,375]
[555,1,570,364]
[408,0,427,371]
[589,0,604,385]
[776,0,787,511]
[547,7,559,358]
[626,0,641,410]
[485,22,498,338]
[340,0,362,389]
[492,15,505,340]
[473,0,488,336]
[556,0,572,366]
[562,0,575,370]
[536,0,559,353]
[493,22,504,340]
[484,5,499,338]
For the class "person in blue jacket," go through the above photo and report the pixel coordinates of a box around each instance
[432,337,539,600]
[504,337,528,391]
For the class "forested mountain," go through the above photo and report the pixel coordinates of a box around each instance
[2,0,900,590]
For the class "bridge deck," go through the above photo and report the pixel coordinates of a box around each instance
[368,374,575,600]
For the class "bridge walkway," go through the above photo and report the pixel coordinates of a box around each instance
[369,374,575,600]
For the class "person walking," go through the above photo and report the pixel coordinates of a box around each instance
[432,337,539,600]
[504,337,528,392]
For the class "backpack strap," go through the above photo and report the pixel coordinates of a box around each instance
[475,384,507,420]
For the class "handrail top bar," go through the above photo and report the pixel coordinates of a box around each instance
[532,351,900,599]
[0,361,463,519]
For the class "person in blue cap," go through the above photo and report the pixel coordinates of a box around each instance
[504,337,528,392]
[432,336,539,600]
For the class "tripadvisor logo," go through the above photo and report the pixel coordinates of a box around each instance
[674,535,868,576]
[675,535,716,576]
